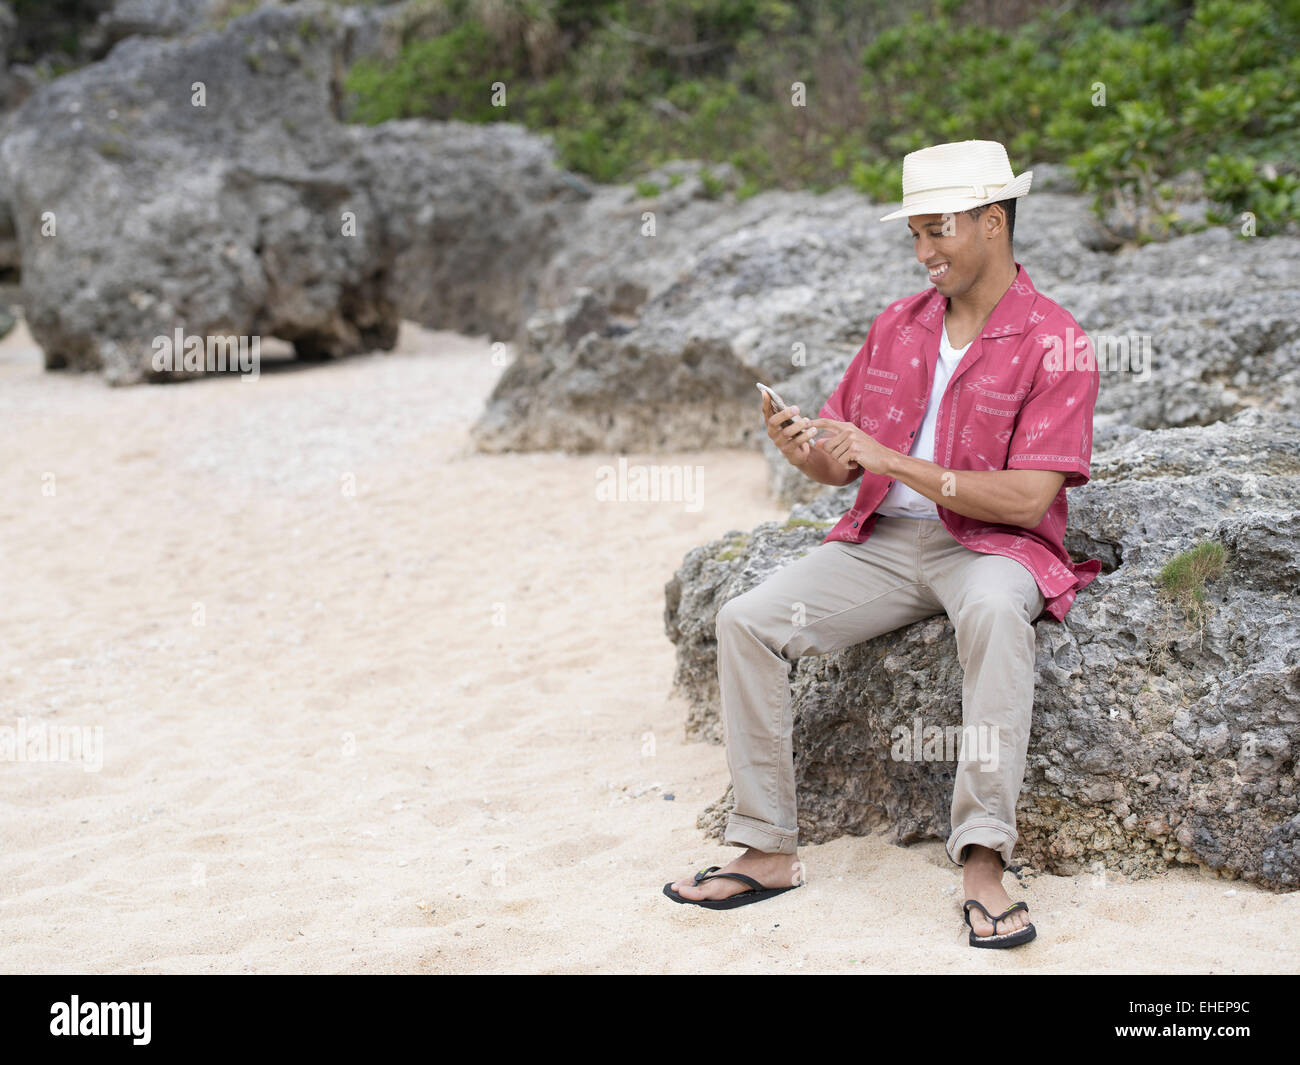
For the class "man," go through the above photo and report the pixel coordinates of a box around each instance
[664,140,1101,948]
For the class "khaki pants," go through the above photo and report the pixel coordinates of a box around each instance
[716,514,1045,870]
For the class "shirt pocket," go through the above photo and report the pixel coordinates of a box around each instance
[962,389,1024,467]
[971,381,1028,407]
[970,383,1027,426]
[861,367,898,396]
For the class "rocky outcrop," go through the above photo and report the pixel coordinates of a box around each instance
[471,179,933,455]
[1,3,386,382]
[358,118,591,345]
[0,0,587,383]
[663,409,1300,889]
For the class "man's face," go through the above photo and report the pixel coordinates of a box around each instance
[907,210,991,296]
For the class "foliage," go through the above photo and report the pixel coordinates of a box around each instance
[1157,541,1227,605]
[338,0,1293,238]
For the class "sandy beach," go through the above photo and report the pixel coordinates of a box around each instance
[0,320,1296,975]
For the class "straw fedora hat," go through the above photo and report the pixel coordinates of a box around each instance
[878,140,1033,222]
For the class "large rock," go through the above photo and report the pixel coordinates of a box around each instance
[472,179,927,454]
[530,158,745,320]
[357,117,591,345]
[0,0,586,383]
[0,3,386,382]
[663,409,1300,889]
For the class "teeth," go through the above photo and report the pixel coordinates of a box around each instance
[929,263,948,278]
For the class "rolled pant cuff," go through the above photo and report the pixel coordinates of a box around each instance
[947,818,1017,869]
[724,813,797,854]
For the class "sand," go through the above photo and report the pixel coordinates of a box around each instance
[0,318,1295,974]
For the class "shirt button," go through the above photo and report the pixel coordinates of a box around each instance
[852,521,859,528]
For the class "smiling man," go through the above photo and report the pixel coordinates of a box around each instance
[664,140,1101,948]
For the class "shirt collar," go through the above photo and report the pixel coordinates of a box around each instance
[914,261,1037,340]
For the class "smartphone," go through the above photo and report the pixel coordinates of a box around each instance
[756,382,796,429]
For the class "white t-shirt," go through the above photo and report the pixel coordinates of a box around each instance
[875,318,973,519]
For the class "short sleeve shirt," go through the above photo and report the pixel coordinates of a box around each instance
[817,263,1101,621]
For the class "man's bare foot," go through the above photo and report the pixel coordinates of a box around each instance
[961,844,1032,937]
[669,848,803,903]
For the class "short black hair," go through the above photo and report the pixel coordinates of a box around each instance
[966,197,1016,247]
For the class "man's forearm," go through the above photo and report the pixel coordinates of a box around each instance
[882,452,1039,526]
[794,444,857,486]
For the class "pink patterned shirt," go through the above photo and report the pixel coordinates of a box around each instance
[817,262,1101,621]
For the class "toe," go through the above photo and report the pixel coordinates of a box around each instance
[674,873,729,900]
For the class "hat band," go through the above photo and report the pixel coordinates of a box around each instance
[905,182,1008,202]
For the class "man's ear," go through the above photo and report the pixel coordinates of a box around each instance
[986,203,1007,240]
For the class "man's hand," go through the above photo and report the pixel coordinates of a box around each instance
[809,418,897,476]
[763,393,820,467]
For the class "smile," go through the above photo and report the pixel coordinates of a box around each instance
[928,263,949,281]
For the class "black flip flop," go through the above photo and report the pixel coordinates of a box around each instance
[962,898,1036,948]
[663,866,803,909]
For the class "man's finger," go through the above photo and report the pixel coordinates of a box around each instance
[768,404,800,427]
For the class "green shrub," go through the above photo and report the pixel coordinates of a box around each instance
[1205,154,1300,234]
[341,0,1299,236]
[346,19,514,124]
